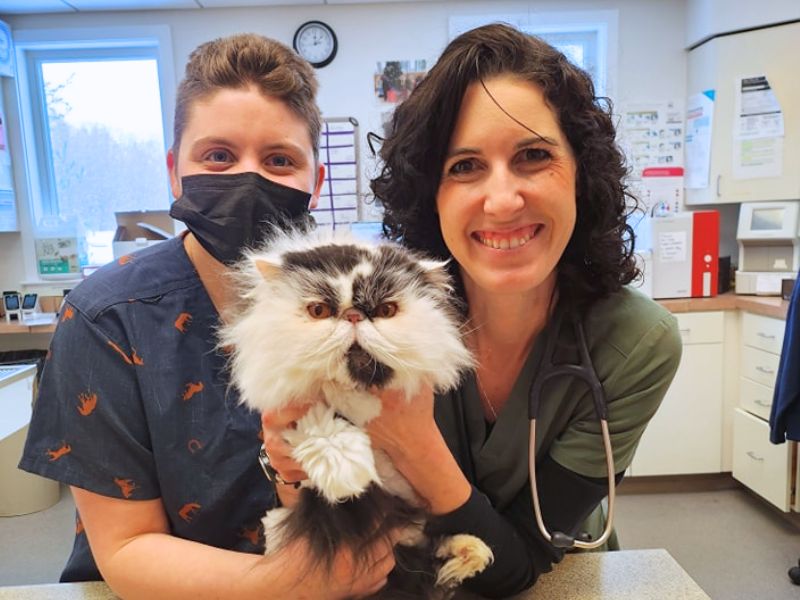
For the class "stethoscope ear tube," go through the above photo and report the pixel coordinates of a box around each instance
[528,417,616,550]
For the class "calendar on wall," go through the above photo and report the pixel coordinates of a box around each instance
[312,117,361,231]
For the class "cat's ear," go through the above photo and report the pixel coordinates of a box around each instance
[254,258,282,281]
[420,259,453,291]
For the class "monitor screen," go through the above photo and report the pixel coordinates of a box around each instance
[22,294,37,309]
[751,208,785,231]
[4,294,19,310]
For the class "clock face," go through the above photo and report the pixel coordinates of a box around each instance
[293,21,337,68]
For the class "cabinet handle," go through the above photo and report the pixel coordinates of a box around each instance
[746,451,764,462]
[756,366,775,375]
[757,332,776,340]
[716,175,721,197]
[754,400,772,408]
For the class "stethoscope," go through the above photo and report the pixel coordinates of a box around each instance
[527,310,616,550]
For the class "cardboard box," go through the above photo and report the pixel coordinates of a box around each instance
[112,210,175,260]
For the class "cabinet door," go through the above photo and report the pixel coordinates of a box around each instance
[733,408,793,511]
[686,22,800,205]
[631,341,723,476]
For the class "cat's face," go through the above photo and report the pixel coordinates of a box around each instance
[275,242,447,388]
[223,231,473,412]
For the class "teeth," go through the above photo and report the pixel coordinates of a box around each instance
[478,231,533,249]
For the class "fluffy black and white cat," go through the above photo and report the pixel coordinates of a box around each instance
[220,228,493,598]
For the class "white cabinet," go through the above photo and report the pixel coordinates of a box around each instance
[685,21,800,205]
[732,311,794,511]
[733,408,792,511]
[631,311,724,476]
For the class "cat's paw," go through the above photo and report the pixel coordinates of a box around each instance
[434,534,494,589]
[262,507,292,555]
[286,403,379,503]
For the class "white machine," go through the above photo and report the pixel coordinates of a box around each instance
[735,201,800,295]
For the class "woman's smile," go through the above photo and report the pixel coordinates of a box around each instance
[472,224,544,250]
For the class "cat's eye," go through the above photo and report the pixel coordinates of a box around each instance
[307,302,333,319]
[375,302,398,318]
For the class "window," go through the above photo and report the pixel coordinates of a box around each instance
[449,10,617,98]
[14,27,175,276]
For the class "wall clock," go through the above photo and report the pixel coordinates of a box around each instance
[293,20,338,69]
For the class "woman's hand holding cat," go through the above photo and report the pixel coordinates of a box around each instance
[368,385,472,516]
[367,385,438,460]
[261,403,310,506]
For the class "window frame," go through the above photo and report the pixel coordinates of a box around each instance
[12,25,175,282]
[448,10,618,99]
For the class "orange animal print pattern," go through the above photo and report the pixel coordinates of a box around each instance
[174,312,193,333]
[182,382,204,401]
[46,443,72,462]
[131,349,144,366]
[114,477,137,499]
[61,306,75,322]
[107,341,144,366]
[77,392,97,416]
[187,439,203,454]
[239,525,261,547]
[178,502,201,523]
[118,255,134,266]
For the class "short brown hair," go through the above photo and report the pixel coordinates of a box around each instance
[370,23,638,309]
[174,33,321,159]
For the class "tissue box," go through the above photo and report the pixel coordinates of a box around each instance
[112,210,175,260]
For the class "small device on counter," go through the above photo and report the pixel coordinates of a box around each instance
[649,210,720,299]
[3,291,21,323]
[735,201,800,295]
[20,293,38,319]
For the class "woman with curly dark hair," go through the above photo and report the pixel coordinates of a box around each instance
[362,23,683,597]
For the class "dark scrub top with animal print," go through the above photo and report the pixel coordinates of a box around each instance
[19,235,274,582]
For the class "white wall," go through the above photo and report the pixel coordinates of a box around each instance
[686,0,800,47]
[0,0,688,291]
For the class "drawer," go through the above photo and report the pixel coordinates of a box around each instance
[740,378,775,421]
[674,311,724,345]
[732,408,793,511]
[741,346,781,388]
[741,312,785,355]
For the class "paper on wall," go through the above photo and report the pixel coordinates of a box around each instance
[734,136,784,179]
[684,91,714,189]
[733,75,784,180]
[735,75,784,139]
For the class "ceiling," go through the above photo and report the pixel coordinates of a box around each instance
[0,0,433,15]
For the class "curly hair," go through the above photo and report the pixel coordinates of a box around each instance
[369,23,638,309]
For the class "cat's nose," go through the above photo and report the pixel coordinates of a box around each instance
[342,308,365,323]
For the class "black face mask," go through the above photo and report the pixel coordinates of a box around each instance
[169,172,313,264]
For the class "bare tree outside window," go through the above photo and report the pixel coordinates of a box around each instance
[40,59,171,266]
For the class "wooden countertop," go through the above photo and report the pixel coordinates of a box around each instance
[657,291,789,320]
[0,549,709,600]
[0,316,57,336]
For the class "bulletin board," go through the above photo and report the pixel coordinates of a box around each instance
[312,117,361,231]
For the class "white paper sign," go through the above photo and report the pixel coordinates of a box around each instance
[736,75,784,139]
[658,231,687,263]
[732,75,784,180]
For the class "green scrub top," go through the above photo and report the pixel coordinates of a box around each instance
[435,286,682,549]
